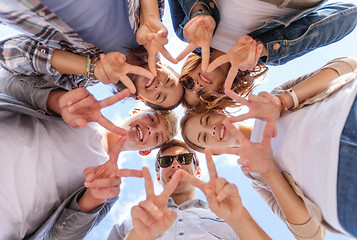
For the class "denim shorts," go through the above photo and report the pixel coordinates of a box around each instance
[337,94,357,237]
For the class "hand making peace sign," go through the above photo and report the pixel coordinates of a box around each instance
[129,168,183,240]
[58,88,130,135]
[95,52,154,94]
[82,136,143,202]
[181,148,244,223]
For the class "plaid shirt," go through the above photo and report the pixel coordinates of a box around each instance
[0,0,164,90]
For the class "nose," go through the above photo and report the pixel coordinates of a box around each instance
[193,81,203,91]
[147,126,151,135]
[155,81,164,89]
[211,126,216,136]
[171,159,181,169]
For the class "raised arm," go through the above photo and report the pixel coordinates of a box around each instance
[182,149,271,240]
[221,121,324,239]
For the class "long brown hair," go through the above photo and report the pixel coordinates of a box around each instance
[179,53,268,113]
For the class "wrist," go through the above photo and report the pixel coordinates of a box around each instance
[78,190,105,213]
[129,229,155,240]
[47,89,67,114]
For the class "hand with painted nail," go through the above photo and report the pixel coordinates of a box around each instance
[136,18,177,76]
[208,35,263,89]
[58,87,129,135]
[128,168,182,240]
[176,14,215,71]
[224,89,280,137]
[94,52,154,94]
[78,136,143,212]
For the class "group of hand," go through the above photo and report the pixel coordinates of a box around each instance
[83,136,245,240]
[92,13,264,94]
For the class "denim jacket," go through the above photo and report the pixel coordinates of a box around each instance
[168,0,357,66]
[168,0,220,41]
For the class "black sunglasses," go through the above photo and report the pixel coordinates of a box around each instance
[180,75,195,91]
[180,76,206,97]
[157,153,195,168]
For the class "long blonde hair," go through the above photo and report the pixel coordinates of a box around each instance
[179,54,268,113]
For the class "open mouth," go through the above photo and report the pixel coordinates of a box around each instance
[219,124,226,140]
[199,73,212,84]
[145,77,156,89]
[136,125,144,142]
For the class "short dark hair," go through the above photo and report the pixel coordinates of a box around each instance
[155,139,199,172]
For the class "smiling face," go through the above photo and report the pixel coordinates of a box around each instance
[135,63,184,109]
[182,61,229,108]
[156,146,198,194]
[122,111,169,151]
[182,111,239,150]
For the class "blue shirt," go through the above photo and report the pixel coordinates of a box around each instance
[40,0,138,54]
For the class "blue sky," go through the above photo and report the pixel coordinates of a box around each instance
[0,0,356,239]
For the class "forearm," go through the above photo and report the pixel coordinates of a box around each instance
[226,208,271,240]
[51,49,87,75]
[262,170,310,225]
[139,0,160,22]
[276,68,339,110]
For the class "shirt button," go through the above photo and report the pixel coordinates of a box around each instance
[178,219,183,222]
[179,232,184,236]
[38,11,45,17]
[273,43,280,51]
[40,49,46,54]
[209,2,215,8]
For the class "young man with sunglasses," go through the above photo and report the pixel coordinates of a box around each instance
[107,139,271,239]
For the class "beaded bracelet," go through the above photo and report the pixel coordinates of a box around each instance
[84,55,91,77]
[85,56,99,80]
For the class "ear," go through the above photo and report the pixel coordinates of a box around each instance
[195,166,201,178]
[137,96,147,104]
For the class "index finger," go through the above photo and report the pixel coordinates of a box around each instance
[127,65,155,80]
[108,135,127,163]
[181,170,206,190]
[176,43,196,62]
[208,146,240,156]
[200,45,210,72]
[116,169,143,178]
[222,119,247,143]
[160,170,182,199]
[147,51,158,76]
[142,167,154,198]
[97,115,128,136]
[224,88,249,105]
[204,148,218,180]
[99,89,131,108]
[207,55,229,73]
[159,47,178,64]
[224,65,239,89]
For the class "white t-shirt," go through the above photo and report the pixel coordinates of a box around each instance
[0,111,108,239]
[211,0,296,53]
[251,71,357,234]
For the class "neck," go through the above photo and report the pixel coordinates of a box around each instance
[171,189,196,205]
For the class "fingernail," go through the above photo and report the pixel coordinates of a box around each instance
[67,101,73,106]
[69,107,75,112]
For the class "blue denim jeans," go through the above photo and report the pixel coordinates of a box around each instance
[337,94,357,237]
